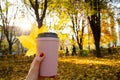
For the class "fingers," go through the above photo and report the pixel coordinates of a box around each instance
[39,52,44,57]
[31,52,45,68]
[35,52,45,63]
[26,52,45,80]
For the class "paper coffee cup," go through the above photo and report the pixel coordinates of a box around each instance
[36,32,59,77]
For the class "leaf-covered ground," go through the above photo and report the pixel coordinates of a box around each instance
[0,54,120,80]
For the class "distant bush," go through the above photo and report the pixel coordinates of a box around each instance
[78,50,88,57]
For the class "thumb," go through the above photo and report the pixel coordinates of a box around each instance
[31,52,45,67]
[35,52,45,64]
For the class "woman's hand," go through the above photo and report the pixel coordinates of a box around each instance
[26,52,45,80]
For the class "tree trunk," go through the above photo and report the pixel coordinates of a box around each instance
[79,24,85,50]
[88,14,102,57]
[8,42,12,54]
[38,0,47,28]
[29,0,47,28]
[70,14,84,50]
[86,0,102,57]
[78,42,83,50]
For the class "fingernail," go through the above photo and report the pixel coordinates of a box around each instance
[40,52,44,57]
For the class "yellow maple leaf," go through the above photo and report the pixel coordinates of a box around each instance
[30,23,48,40]
[18,23,48,56]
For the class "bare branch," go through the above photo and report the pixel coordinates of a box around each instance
[24,4,36,19]
[38,0,47,28]
[29,0,35,9]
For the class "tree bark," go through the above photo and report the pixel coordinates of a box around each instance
[85,0,102,57]
[88,13,101,57]
[29,0,47,28]
[8,42,12,54]
[70,14,84,50]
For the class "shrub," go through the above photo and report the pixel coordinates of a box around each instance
[78,50,88,57]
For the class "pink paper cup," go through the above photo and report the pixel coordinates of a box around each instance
[36,32,59,77]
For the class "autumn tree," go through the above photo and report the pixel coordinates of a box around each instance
[0,6,4,52]
[84,0,115,57]
[100,7,117,46]
[117,18,120,43]
[0,0,18,54]
[66,0,86,50]
[51,0,87,50]
[24,0,47,28]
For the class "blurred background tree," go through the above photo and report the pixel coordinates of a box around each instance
[24,0,47,28]
[0,0,18,54]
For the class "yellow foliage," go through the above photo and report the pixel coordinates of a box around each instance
[30,23,48,40]
[58,50,65,55]
[1,54,120,79]
[12,44,17,51]
[18,23,48,56]
[58,33,69,41]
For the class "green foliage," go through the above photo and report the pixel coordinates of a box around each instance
[80,50,88,57]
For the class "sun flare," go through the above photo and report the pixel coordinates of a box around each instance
[19,21,31,31]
